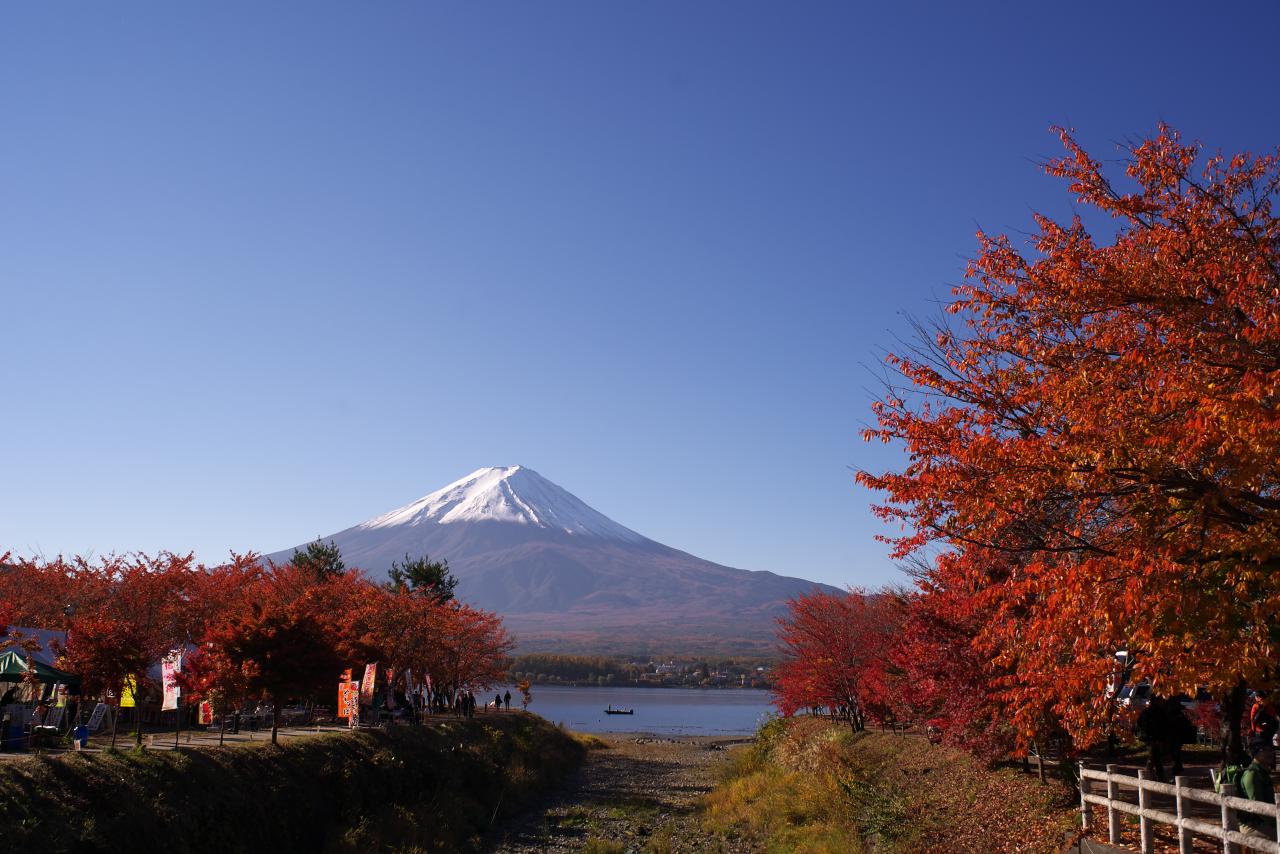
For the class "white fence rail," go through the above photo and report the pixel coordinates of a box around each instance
[1080,763,1280,854]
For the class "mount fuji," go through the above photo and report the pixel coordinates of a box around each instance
[267,466,839,653]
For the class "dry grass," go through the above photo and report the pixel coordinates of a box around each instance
[570,731,610,750]
[704,719,866,853]
[703,717,1078,854]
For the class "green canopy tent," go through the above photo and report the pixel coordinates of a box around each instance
[0,651,81,693]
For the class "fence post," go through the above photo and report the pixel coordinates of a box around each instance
[1080,762,1091,832]
[1136,769,1153,854]
[1175,775,1192,854]
[1079,762,1091,832]
[1220,782,1239,854]
[1106,764,1120,844]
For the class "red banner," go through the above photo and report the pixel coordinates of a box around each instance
[338,682,359,719]
[359,663,378,706]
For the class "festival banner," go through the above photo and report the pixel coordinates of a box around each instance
[198,701,213,726]
[359,663,378,705]
[338,681,359,719]
[161,649,183,711]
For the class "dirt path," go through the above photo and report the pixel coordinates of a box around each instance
[484,733,760,854]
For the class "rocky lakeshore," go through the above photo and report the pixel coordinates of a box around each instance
[484,733,759,854]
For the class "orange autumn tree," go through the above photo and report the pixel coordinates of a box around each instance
[189,560,346,745]
[425,602,514,696]
[58,553,202,746]
[859,125,1280,757]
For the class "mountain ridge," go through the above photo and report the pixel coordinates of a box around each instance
[267,466,839,653]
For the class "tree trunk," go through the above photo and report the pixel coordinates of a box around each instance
[1222,682,1248,766]
[134,705,143,748]
[218,712,226,747]
[109,703,119,748]
[271,701,280,746]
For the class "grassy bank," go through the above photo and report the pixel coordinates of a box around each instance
[704,717,1076,854]
[0,713,583,853]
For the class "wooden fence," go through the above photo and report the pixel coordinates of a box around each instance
[1080,763,1280,853]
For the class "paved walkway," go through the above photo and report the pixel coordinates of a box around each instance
[0,711,499,759]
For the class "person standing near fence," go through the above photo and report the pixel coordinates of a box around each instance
[1239,737,1277,839]
[1136,696,1170,781]
[1250,690,1278,764]
[1165,698,1195,780]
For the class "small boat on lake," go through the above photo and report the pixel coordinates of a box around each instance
[604,705,634,715]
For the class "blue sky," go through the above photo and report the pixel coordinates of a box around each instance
[3,2,1278,589]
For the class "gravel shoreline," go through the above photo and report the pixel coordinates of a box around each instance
[483,731,760,853]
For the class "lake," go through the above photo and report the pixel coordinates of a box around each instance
[493,684,774,736]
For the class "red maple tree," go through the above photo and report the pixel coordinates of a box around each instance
[858,125,1280,754]
[772,590,900,733]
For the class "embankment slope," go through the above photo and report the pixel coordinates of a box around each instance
[0,714,582,853]
[704,718,1078,853]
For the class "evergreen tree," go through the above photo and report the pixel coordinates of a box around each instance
[292,539,346,580]
[387,553,457,604]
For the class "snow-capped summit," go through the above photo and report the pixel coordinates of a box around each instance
[358,466,646,543]
[267,466,838,652]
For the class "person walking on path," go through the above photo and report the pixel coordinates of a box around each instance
[1250,690,1278,767]
[494,692,502,712]
[1136,696,1170,781]
[504,690,511,711]
[1164,697,1195,779]
[1240,737,1277,840]
[1135,695,1194,782]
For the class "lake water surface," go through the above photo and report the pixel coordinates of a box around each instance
[494,684,774,736]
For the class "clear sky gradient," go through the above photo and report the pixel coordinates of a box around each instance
[3,2,1278,589]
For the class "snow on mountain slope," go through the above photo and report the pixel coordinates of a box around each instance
[267,466,837,652]
[358,466,645,543]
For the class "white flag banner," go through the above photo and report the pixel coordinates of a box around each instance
[161,649,183,711]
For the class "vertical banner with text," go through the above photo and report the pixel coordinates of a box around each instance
[359,663,378,706]
[338,682,359,719]
[161,649,183,711]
